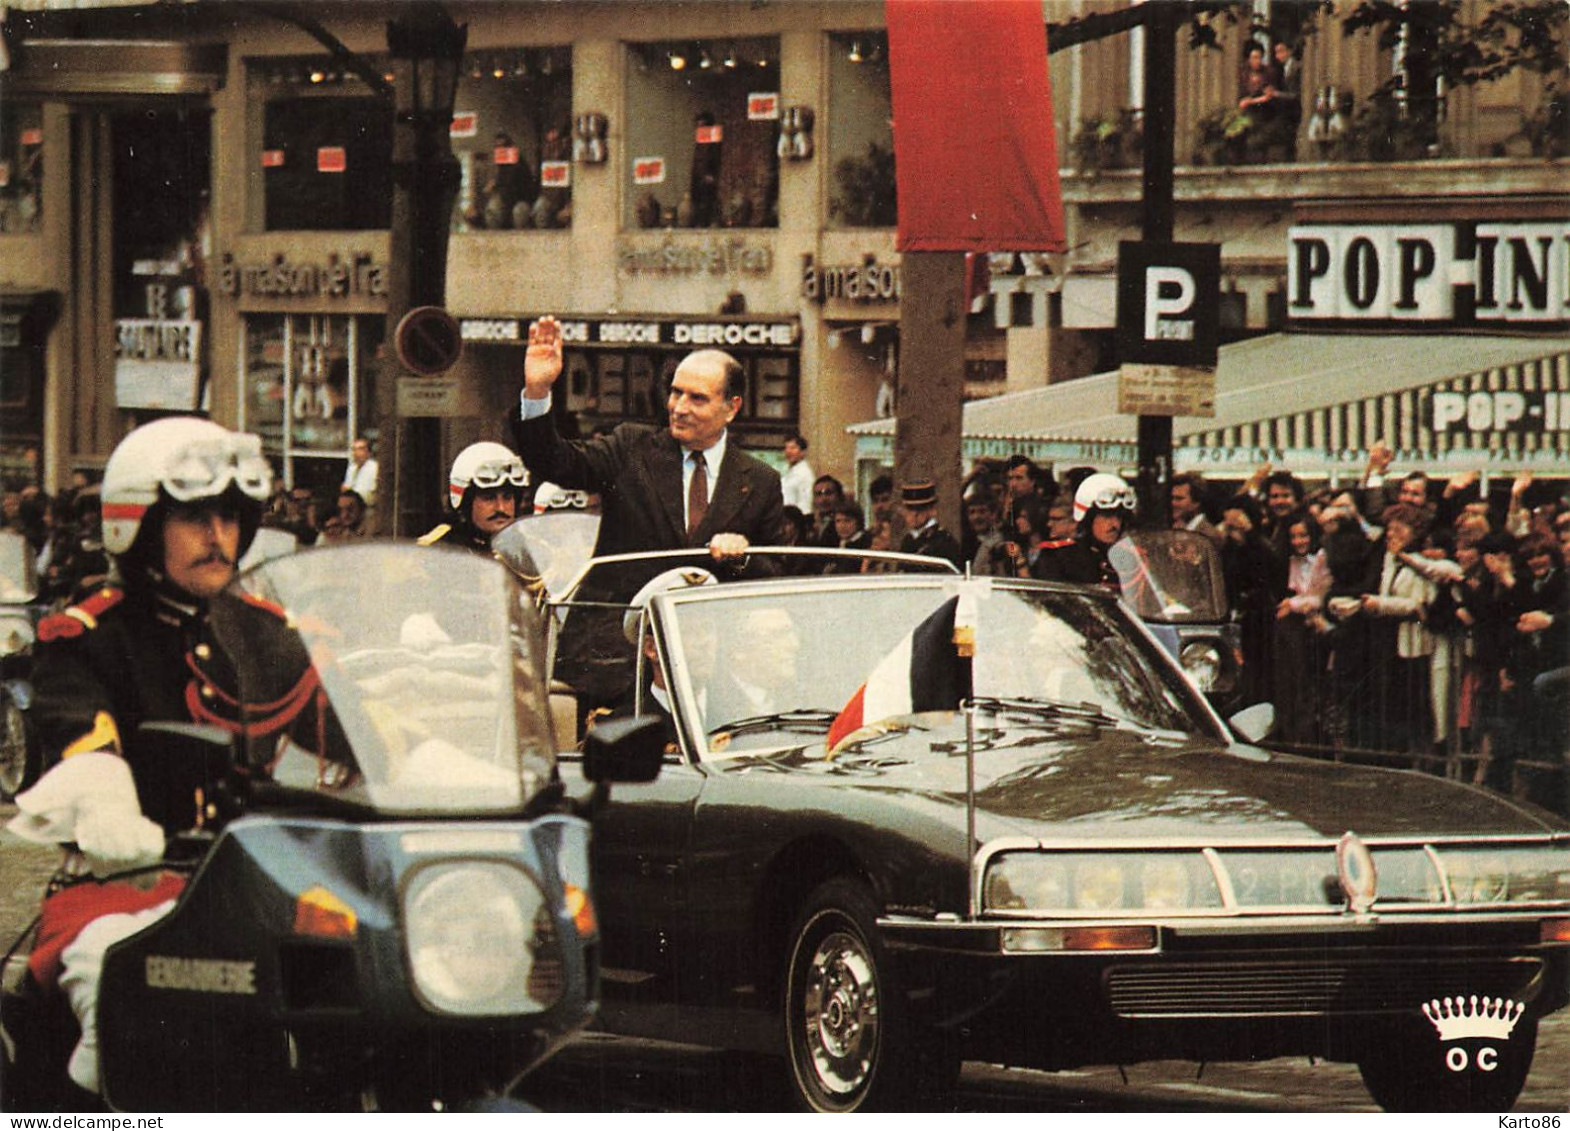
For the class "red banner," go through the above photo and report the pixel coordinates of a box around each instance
[886,0,1065,252]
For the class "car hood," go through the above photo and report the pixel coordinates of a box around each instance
[742,712,1563,842]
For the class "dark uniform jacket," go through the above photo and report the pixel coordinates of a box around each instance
[511,409,783,556]
[417,517,495,556]
[31,583,334,830]
[1032,536,1121,594]
[899,521,965,570]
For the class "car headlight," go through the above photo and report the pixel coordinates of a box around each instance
[1439,846,1570,905]
[1179,641,1220,692]
[984,852,1222,914]
[404,862,560,1015]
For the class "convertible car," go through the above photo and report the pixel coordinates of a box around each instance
[500,519,1570,1113]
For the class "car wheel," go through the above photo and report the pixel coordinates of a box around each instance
[783,877,957,1113]
[1357,1016,1537,1112]
[0,693,35,800]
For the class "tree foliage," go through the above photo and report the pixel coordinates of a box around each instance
[1340,0,1568,88]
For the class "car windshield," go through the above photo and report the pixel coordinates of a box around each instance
[1109,530,1228,623]
[212,543,556,814]
[661,579,1206,760]
[550,549,957,711]
[0,532,37,603]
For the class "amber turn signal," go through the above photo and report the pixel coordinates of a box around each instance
[565,883,597,936]
[293,885,358,939]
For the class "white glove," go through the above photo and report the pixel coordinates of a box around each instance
[74,801,166,879]
[7,751,164,878]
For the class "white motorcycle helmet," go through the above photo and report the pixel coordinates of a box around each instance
[101,416,273,561]
[447,442,529,513]
[1072,472,1137,525]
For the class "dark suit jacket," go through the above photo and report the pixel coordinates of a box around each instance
[511,408,783,556]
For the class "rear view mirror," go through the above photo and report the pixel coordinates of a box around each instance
[582,715,665,785]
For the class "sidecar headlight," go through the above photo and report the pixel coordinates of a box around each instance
[404,862,558,1015]
[1179,641,1221,692]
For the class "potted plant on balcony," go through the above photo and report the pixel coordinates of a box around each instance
[1070,110,1142,174]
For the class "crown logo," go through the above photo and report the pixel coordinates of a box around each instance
[1421,995,1525,1042]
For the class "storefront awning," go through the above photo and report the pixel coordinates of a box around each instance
[849,332,1570,478]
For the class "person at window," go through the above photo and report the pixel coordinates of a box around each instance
[1268,40,1303,154]
[898,479,964,570]
[341,436,378,508]
[512,315,781,562]
[689,110,722,228]
[483,131,536,231]
[780,432,815,513]
[417,441,529,555]
[8,417,340,1097]
[1237,41,1280,119]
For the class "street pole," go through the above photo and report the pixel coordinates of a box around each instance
[376,3,465,537]
[1135,1,1177,529]
[894,252,967,541]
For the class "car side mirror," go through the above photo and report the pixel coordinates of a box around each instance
[582,715,665,785]
[1227,702,1275,744]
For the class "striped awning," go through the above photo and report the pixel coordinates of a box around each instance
[848,332,1570,478]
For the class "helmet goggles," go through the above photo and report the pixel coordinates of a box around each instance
[468,460,529,491]
[163,434,272,504]
[1087,484,1137,512]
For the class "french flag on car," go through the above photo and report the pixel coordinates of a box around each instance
[827,592,975,754]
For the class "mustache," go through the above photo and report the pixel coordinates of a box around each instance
[192,549,237,568]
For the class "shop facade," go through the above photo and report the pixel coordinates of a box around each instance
[0,0,1564,505]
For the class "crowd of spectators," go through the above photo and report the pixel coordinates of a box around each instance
[949,446,1568,813]
[1,473,108,605]
[7,431,1565,815]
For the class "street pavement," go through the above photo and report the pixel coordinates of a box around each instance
[1,804,1565,1112]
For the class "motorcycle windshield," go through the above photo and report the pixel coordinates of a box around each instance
[491,511,602,601]
[1109,530,1228,623]
[211,543,556,815]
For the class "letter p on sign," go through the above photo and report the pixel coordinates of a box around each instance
[1145,266,1196,342]
[1116,241,1220,369]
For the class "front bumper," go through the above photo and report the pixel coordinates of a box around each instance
[878,912,1570,1069]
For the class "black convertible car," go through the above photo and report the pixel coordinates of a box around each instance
[498,520,1570,1113]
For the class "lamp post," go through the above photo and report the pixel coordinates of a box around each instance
[375,3,466,537]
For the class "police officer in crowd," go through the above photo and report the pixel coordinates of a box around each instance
[418,441,530,554]
[1033,472,1136,594]
[897,479,964,570]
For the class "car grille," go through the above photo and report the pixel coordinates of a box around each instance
[1106,956,1544,1018]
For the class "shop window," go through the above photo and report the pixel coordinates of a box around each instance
[240,314,383,494]
[623,38,780,230]
[560,345,798,448]
[0,101,44,234]
[451,47,573,231]
[826,31,895,228]
[253,58,394,232]
[111,107,212,413]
